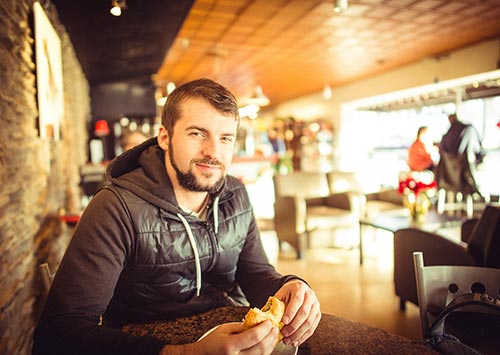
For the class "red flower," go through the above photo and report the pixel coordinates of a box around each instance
[398,177,437,195]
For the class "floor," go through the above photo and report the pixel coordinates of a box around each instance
[261,227,423,341]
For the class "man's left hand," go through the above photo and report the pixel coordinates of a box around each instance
[274,280,321,347]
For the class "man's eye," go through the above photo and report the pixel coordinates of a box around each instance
[222,136,234,143]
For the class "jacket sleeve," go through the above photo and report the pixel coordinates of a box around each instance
[33,189,166,355]
[235,194,306,308]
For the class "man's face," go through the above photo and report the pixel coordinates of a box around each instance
[159,97,238,194]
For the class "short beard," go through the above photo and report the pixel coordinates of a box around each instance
[169,145,225,194]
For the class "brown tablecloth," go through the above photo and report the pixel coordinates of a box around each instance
[122,306,438,355]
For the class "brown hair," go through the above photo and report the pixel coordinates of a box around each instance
[160,78,240,135]
[416,126,427,139]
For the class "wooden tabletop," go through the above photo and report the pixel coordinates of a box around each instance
[122,306,438,355]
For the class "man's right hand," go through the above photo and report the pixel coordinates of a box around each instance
[160,320,280,355]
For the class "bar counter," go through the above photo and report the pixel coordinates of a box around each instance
[122,306,438,354]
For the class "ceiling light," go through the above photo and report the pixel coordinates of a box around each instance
[239,104,260,119]
[253,85,270,106]
[155,81,176,106]
[242,85,270,107]
[322,85,333,100]
[110,0,126,17]
[156,96,167,107]
[334,0,348,13]
[166,82,176,95]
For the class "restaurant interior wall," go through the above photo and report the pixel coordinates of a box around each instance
[260,39,500,184]
[0,1,90,353]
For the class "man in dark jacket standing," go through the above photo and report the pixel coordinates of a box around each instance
[33,78,321,355]
[440,113,484,164]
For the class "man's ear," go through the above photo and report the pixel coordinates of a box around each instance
[157,126,169,151]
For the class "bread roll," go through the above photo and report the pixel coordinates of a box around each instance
[243,296,285,345]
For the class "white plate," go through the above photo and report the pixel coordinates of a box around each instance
[198,323,298,355]
[273,341,298,355]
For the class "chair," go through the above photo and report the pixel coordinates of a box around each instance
[326,171,363,194]
[413,251,500,353]
[273,171,362,258]
[39,262,55,295]
[394,204,500,310]
[364,188,405,218]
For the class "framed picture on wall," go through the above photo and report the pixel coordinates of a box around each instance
[34,1,63,140]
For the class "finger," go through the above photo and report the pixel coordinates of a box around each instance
[240,326,279,355]
[276,283,307,325]
[217,321,245,334]
[281,295,303,325]
[281,291,314,336]
[288,308,322,346]
[283,296,321,344]
[235,320,274,350]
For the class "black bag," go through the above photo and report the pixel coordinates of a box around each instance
[423,334,483,355]
[423,293,500,355]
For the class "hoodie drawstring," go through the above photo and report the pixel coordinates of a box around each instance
[177,213,202,297]
[213,196,219,234]
[176,196,220,297]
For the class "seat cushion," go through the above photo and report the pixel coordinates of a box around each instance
[365,201,405,218]
[306,206,357,230]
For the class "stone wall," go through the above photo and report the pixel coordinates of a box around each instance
[0,0,90,353]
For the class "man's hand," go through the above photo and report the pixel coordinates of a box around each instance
[161,320,279,355]
[274,280,321,347]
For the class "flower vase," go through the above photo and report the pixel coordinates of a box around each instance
[415,193,431,222]
[403,192,430,222]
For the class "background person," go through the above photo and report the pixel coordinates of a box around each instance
[121,131,149,152]
[440,113,484,165]
[435,113,486,205]
[407,126,437,172]
[95,131,150,192]
[34,78,321,355]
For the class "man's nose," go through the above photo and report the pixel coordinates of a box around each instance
[202,137,220,157]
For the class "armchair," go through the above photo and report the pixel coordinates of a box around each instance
[273,171,362,259]
[394,204,500,310]
[364,188,404,218]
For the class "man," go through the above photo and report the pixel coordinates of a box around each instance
[440,113,484,164]
[33,78,321,355]
[436,113,484,206]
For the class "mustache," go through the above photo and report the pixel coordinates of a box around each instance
[193,157,223,166]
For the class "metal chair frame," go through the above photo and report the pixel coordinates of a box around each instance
[413,251,500,338]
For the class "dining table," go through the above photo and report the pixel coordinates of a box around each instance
[122,306,438,354]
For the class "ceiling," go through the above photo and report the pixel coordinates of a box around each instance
[51,0,194,84]
[155,0,500,107]
[54,0,500,108]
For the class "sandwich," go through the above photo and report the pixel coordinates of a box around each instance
[243,296,286,346]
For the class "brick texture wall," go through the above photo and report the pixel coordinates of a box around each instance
[0,0,90,353]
